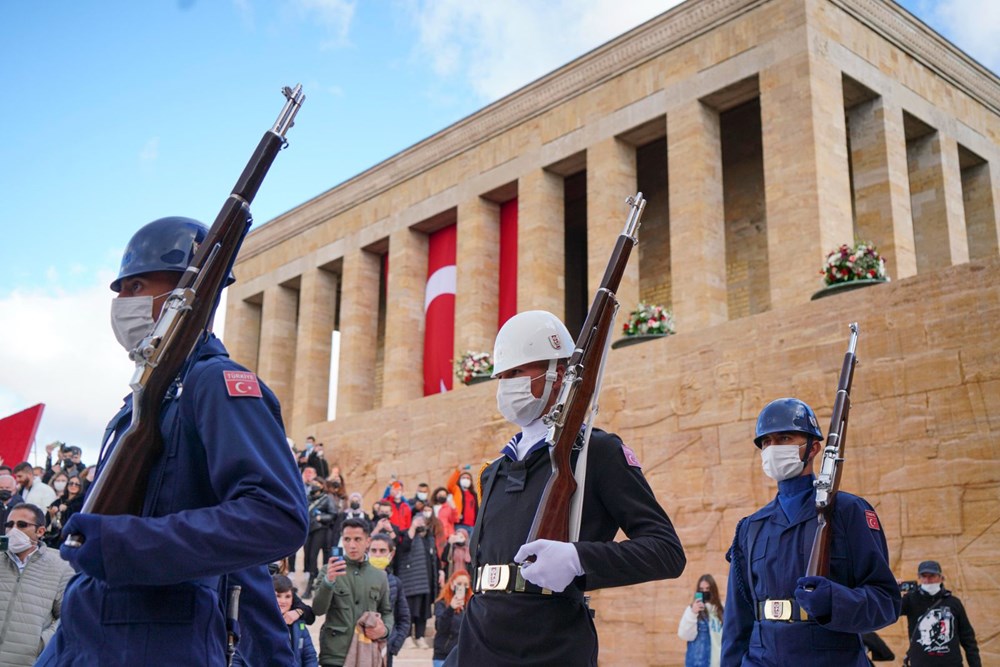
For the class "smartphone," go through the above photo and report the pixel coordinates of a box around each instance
[331,547,344,559]
[694,592,703,602]
[0,535,7,552]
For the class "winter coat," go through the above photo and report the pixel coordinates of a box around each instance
[0,545,73,666]
[311,558,393,666]
[433,599,466,660]
[386,573,411,656]
[232,618,318,667]
[902,587,980,667]
[397,532,434,602]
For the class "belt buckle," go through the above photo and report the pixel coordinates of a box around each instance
[479,564,510,592]
[763,599,792,621]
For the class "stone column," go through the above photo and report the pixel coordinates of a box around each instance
[587,137,638,312]
[337,248,381,417]
[760,51,854,304]
[223,293,262,373]
[382,226,428,406]
[961,161,999,260]
[847,97,917,280]
[291,266,338,440]
[668,99,728,331]
[257,284,298,418]
[907,132,969,271]
[517,168,565,317]
[455,196,500,359]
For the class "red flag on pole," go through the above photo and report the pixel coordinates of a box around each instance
[0,403,45,465]
[424,225,457,395]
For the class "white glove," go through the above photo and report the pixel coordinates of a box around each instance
[514,539,584,593]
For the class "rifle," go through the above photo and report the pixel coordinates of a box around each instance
[805,322,859,579]
[65,85,305,546]
[225,585,242,666]
[526,192,646,544]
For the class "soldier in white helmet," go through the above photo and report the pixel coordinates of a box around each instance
[444,310,686,666]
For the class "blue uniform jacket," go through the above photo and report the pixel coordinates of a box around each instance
[37,335,309,666]
[721,476,900,666]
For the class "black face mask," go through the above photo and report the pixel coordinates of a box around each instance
[435,496,447,504]
[0,490,11,502]
[349,501,360,510]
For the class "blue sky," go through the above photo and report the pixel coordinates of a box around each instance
[0,0,994,466]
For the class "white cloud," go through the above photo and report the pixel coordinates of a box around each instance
[928,0,1000,74]
[406,0,679,103]
[0,272,133,468]
[294,0,356,49]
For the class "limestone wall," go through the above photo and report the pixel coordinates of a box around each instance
[309,256,999,666]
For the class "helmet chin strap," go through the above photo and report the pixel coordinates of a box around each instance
[538,359,559,412]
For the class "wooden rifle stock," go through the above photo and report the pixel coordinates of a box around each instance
[68,86,305,536]
[805,323,859,578]
[528,194,645,543]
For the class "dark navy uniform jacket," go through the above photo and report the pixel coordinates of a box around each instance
[722,474,901,666]
[37,335,309,666]
[444,428,686,666]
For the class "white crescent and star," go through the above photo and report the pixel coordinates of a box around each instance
[424,265,456,312]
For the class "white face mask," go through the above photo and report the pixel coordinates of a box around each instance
[5,527,34,554]
[110,296,157,353]
[53,481,67,493]
[920,583,942,595]
[496,364,556,427]
[760,445,806,481]
[459,478,471,490]
[416,492,428,501]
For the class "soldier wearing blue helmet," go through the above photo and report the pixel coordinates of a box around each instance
[37,217,309,667]
[721,398,900,666]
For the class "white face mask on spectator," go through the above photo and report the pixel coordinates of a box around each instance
[920,583,942,595]
[6,527,34,554]
[54,481,67,492]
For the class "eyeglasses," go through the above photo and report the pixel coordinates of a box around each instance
[67,482,82,487]
[4,520,39,530]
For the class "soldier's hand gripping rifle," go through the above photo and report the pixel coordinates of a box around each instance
[65,85,305,547]
[805,322,859,580]
[526,193,646,544]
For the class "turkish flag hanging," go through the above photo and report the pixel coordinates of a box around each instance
[498,198,518,329]
[424,224,457,395]
[0,403,45,466]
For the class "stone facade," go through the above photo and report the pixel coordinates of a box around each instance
[226,0,1000,664]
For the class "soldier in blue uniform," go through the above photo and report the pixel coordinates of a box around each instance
[444,310,686,666]
[36,217,309,666]
[721,398,900,666]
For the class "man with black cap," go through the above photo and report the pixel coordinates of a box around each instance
[901,560,981,666]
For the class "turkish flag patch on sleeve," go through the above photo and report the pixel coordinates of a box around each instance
[621,444,642,468]
[224,370,263,398]
[865,509,881,530]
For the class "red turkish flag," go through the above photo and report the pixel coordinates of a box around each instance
[0,403,45,465]
[424,225,457,395]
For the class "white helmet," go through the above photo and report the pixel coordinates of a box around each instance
[492,310,575,377]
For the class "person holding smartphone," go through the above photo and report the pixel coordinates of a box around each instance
[312,517,393,667]
[678,574,724,667]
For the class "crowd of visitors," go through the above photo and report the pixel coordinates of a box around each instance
[1,434,979,666]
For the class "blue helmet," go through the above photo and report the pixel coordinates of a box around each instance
[754,398,824,448]
[111,217,234,292]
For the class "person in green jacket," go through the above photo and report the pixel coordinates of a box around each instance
[312,517,394,667]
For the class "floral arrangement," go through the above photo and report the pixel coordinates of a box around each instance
[621,302,676,337]
[821,241,889,286]
[454,351,494,384]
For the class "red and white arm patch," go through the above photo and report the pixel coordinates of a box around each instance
[865,509,881,531]
[224,370,262,398]
[621,444,642,468]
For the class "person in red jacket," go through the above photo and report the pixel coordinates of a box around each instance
[446,468,478,533]
[382,481,412,531]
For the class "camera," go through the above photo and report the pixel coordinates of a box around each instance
[900,580,918,594]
